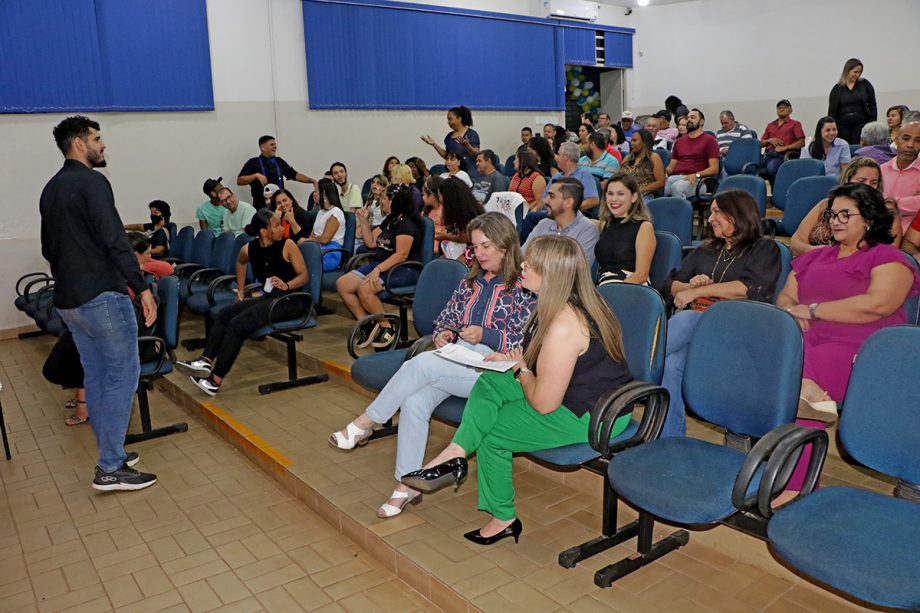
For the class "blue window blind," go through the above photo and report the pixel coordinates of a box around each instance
[302,0,564,111]
[0,0,213,114]
[561,28,596,66]
[604,31,633,68]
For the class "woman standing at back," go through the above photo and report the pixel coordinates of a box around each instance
[828,58,877,145]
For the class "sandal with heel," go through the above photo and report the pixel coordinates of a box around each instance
[328,421,373,450]
[377,489,422,518]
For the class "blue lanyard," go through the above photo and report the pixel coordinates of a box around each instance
[258,156,284,188]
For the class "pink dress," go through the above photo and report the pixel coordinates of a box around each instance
[793,244,920,401]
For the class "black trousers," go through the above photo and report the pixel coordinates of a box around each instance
[43,331,85,389]
[203,295,301,378]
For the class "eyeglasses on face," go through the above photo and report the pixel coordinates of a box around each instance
[822,208,861,223]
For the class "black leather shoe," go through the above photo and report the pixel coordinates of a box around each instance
[463,518,523,545]
[400,457,468,493]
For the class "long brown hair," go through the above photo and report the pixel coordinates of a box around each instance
[465,213,522,290]
[705,189,763,253]
[522,236,625,369]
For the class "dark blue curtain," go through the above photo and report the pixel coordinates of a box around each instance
[0,0,213,113]
[604,31,633,68]
[302,0,564,110]
[561,28,596,66]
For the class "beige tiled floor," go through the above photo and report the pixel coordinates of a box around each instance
[0,336,436,612]
[0,308,884,612]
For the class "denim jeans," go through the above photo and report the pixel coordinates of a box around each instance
[659,309,704,438]
[365,341,488,480]
[664,175,707,199]
[58,291,140,472]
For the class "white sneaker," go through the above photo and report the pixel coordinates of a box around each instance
[175,358,212,378]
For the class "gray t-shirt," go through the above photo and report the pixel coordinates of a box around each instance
[472,171,510,204]
[522,212,599,269]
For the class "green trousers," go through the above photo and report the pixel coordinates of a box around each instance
[452,371,630,521]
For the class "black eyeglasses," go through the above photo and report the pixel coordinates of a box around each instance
[822,209,861,224]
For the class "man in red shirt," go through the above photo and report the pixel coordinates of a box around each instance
[664,108,721,198]
[760,99,806,183]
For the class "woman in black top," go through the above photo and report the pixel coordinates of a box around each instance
[660,190,780,438]
[337,184,423,347]
[828,58,877,145]
[595,173,656,285]
[401,235,632,545]
[176,208,308,396]
[270,188,313,242]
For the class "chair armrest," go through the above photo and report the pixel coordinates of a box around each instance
[206,274,238,305]
[137,335,170,378]
[755,426,829,518]
[405,334,434,361]
[17,272,50,297]
[383,261,425,294]
[344,252,375,272]
[588,380,670,458]
[172,263,204,278]
[187,268,223,295]
[24,279,55,305]
[163,257,185,265]
[36,284,57,317]
[741,161,761,175]
[267,292,313,333]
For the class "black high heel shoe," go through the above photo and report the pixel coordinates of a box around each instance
[463,518,523,546]
[400,457,468,493]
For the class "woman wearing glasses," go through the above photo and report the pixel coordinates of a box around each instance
[790,157,902,256]
[779,183,919,415]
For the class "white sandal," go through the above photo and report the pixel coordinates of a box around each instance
[377,489,422,518]
[328,421,373,450]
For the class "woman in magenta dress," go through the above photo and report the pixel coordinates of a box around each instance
[776,182,919,493]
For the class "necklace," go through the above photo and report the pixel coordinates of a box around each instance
[710,247,738,283]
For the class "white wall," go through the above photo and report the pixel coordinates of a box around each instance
[630,0,920,133]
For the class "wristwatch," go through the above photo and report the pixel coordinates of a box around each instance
[695,173,702,180]
[513,366,532,380]
[808,303,820,320]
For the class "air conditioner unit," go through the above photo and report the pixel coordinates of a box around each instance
[544,0,599,22]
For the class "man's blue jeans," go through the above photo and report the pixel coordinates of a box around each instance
[58,291,140,472]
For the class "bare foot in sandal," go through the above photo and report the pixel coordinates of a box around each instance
[65,400,88,426]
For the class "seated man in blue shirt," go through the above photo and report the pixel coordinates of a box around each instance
[522,177,598,269]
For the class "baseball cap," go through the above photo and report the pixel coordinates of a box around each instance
[777,99,792,108]
[621,111,634,120]
[263,183,281,198]
[203,177,222,196]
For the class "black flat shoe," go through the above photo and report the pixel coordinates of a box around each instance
[400,457,468,493]
[463,518,523,545]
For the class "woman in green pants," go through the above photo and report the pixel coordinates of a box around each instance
[402,235,633,545]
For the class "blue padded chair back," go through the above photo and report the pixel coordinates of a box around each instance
[342,212,356,256]
[229,233,251,272]
[849,143,861,157]
[772,158,826,211]
[649,231,682,293]
[722,139,761,175]
[683,300,802,437]
[299,241,324,304]
[598,284,667,384]
[716,175,768,217]
[780,176,838,236]
[648,197,693,246]
[418,216,435,266]
[429,164,447,175]
[154,275,179,350]
[361,177,373,201]
[901,253,920,324]
[773,241,792,304]
[167,222,178,244]
[839,326,920,484]
[211,232,238,274]
[655,148,671,168]
[189,231,215,267]
[412,259,469,336]
[173,226,194,262]
[504,154,516,177]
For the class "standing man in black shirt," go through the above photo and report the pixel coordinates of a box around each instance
[39,116,158,491]
[237,135,317,209]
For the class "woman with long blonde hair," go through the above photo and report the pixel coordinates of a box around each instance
[401,235,633,545]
